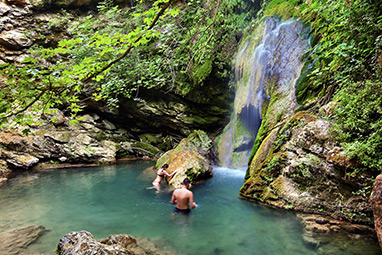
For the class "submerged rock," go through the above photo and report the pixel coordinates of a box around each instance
[56,231,175,255]
[0,225,47,254]
[296,213,380,254]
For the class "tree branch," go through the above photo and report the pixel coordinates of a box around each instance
[186,0,221,72]
[82,0,176,84]
[2,88,47,119]
[0,0,177,122]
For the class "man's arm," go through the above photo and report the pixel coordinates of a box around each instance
[171,190,177,205]
[189,192,197,208]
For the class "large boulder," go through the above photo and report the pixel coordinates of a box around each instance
[370,174,382,250]
[56,231,175,255]
[155,130,214,188]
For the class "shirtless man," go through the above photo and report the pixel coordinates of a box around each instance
[171,178,197,214]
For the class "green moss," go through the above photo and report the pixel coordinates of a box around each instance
[186,168,198,183]
[132,142,161,157]
[193,59,213,85]
[295,62,323,106]
[139,133,159,144]
[261,186,279,201]
[263,0,300,20]
[155,149,173,168]
[186,130,212,153]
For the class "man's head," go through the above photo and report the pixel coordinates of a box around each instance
[162,163,169,169]
[182,178,191,187]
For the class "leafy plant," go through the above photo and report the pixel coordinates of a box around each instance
[332,80,382,170]
[263,0,300,19]
[0,0,178,127]
[296,0,382,106]
[0,0,260,126]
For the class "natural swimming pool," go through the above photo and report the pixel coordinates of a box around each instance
[0,161,380,254]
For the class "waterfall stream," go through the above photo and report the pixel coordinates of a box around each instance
[217,17,309,168]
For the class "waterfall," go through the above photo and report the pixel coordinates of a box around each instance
[217,17,309,168]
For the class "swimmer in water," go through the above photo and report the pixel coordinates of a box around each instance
[171,178,197,214]
[151,164,178,193]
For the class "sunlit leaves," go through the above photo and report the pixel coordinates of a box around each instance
[0,0,178,128]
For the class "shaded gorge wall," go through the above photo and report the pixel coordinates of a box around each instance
[217,17,309,169]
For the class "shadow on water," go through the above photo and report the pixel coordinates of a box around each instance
[0,163,380,255]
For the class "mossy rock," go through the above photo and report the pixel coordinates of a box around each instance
[173,130,212,157]
[261,187,279,201]
[193,59,213,85]
[155,130,213,188]
[139,133,161,145]
[247,128,280,179]
[155,149,173,169]
[131,142,161,157]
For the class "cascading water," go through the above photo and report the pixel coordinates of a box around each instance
[217,17,309,168]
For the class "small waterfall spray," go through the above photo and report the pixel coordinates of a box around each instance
[217,17,309,168]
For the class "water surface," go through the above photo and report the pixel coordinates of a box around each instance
[0,162,379,254]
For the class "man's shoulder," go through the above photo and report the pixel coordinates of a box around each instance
[174,188,192,194]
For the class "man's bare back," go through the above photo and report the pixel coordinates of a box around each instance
[171,178,197,213]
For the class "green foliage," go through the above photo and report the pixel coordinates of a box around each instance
[296,0,382,106]
[186,130,212,153]
[0,0,177,126]
[0,0,259,127]
[263,0,300,19]
[332,80,382,169]
[193,59,213,85]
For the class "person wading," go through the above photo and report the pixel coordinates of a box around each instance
[151,164,177,193]
[171,178,197,214]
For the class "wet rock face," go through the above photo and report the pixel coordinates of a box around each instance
[217,17,309,168]
[370,174,382,250]
[94,85,230,137]
[57,231,175,255]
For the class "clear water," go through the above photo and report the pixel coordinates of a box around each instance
[0,162,379,255]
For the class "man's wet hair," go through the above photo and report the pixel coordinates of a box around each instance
[183,178,191,185]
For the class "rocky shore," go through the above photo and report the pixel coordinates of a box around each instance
[56,231,175,255]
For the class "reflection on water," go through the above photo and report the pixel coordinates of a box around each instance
[0,162,379,255]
